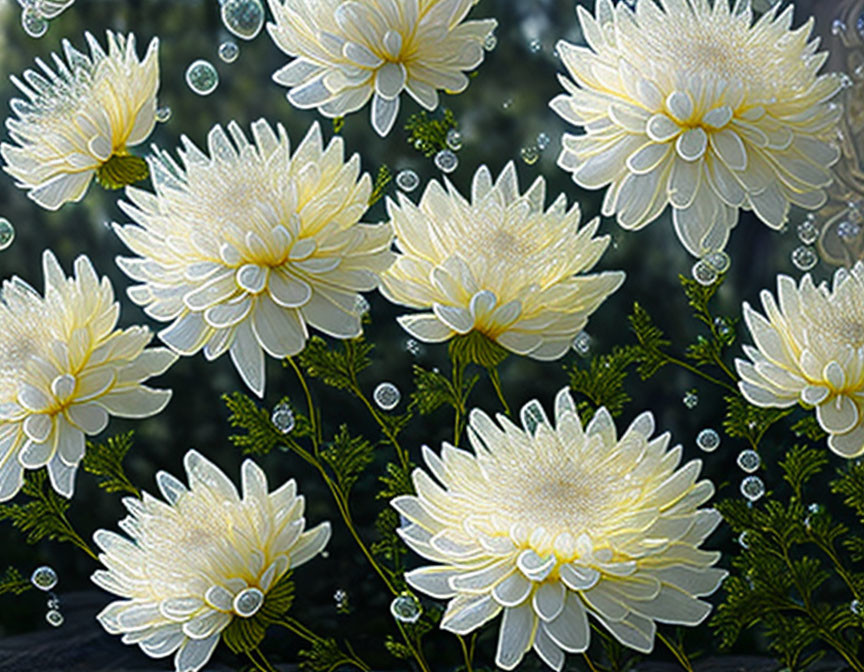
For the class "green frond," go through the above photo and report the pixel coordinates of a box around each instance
[299,335,373,391]
[377,461,414,499]
[320,426,375,496]
[404,108,458,157]
[368,164,392,206]
[82,431,140,497]
[566,345,640,418]
[411,365,477,416]
[791,416,827,441]
[448,331,509,369]
[0,567,31,596]
[224,392,313,456]
[299,637,355,672]
[780,444,828,499]
[831,459,864,521]
[723,394,791,448]
[628,302,671,379]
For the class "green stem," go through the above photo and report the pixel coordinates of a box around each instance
[276,618,371,672]
[286,356,321,451]
[457,634,473,672]
[351,381,410,471]
[581,652,600,672]
[451,357,467,447]
[487,366,510,415]
[657,631,694,672]
[395,620,431,672]
[664,354,739,394]
[248,647,278,672]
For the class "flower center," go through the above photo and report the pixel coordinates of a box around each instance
[96,150,149,190]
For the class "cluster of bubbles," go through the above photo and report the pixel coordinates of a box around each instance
[0,218,15,251]
[390,592,422,624]
[271,403,295,434]
[353,295,370,317]
[691,251,731,286]
[571,331,591,357]
[405,339,422,357]
[521,132,552,166]
[789,213,819,271]
[334,589,349,612]
[696,428,720,453]
[682,389,699,409]
[374,383,401,411]
[18,0,50,39]
[31,566,63,627]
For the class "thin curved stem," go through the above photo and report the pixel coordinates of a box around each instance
[457,634,473,672]
[657,631,694,672]
[487,366,510,415]
[351,382,410,470]
[248,647,278,672]
[395,620,432,672]
[665,354,739,394]
[581,652,600,672]
[286,356,320,450]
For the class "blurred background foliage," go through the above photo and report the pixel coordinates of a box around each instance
[0,0,854,669]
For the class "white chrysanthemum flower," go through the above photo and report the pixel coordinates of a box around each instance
[550,0,842,257]
[1,31,159,210]
[380,162,625,360]
[396,389,726,670]
[0,251,177,502]
[737,263,864,458]
[112,119,393,398]
[267,0,496,136]
[93,450,331,672]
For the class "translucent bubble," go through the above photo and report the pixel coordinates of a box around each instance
[696,428,720,453]
[737,531,749,548]
[155,106,172,123]
[218,40,239,63]
[233,587,264,618]
[334,589,347,604]
[45,610,63,627]
[186,60,219,96]
[703,251,730,274]
[791,245,818,271]
[374,383,401,411]
[0,218,15,251]
[221,0,264,40]
[808,502,822,515]
[833,18,848,36]
[691,259,717,286]
[446,128,462,151]
[852,599,862,615]
[520,146,539,165]
[737,449,760,473]
[47,596,60,610]
[434,150,458,173]
[572,331,591,357]
[536,132,551,151]
[405,339,422,357]
[21,8,48,38]
[838,220,861,240]
[529,39,542,53]
[502,98,513,110]
[395,169,420,192]
[682,389,698,409]
[390,592,422,623]
[31,566,57,591]
[797,217,819,245]
[483,33,497,50]
[714,316,733,338]
[740,475,765,502]
[271,403,295,434]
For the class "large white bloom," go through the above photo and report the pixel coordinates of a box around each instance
[0,251,176,502]
[380,162,624,360]
[737,263,864,458]
[396,389,726,670]
[93,450,331,672]
[550,0,842,256]
[113,119,393,397]
[1,31,159,210]
[267,0,496,136]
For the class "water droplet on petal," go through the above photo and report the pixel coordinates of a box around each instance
[186,60,219,96]
[696,428,720,452]
[233,587,264,618]
[374,383,400,411]
[740,475,765,502]
[31,566,57,591]
[45,610,63,627]
[791,245,818,271]
[395,169,420,192]
[737,449,760,473]
[353,295,370,316]
[434,150,458,173]
[483,33,497,50]
[271,403,295,434]
[218,40,239,63]
[390,592,421,623]
[0,218,15,251]
[703,251,731,274]
[221,0,264,40]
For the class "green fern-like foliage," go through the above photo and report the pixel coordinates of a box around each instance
[368,164,392,207]
[792,416,828,442]
[0,470,94,557]
[82,431,140,497]
[320,426,375,497]
[404,108,458,157]
[221,572,295,655]
[628,302,672,380]
[411,365,477,417]
[566,345,641,419]
[712,444,864,670]
[224,392,313,456]
[299,335,373,391]
[724,394,792,449]
[299,637,355,672]
[0,567,31,596]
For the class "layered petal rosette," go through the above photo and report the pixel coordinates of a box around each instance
[0,251,176,501]
[93,450,331,672]
[737,263,864,458]
[1,31,159,210]
[380,161,625,360]
[267,0,496,136]
[550,0,842,256]
[112,119,394,397]
[396,389,726,670]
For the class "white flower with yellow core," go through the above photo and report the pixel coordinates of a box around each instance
[396,388,726,670]
[737,263,864,458]
[0,251,176,502]
[112,119,393,398]
[267,0,496,136]
[380,161,625,361]
[550,0,842,257]
[1,31,159,210]
[93,450,331,672]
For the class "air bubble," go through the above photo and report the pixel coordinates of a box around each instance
[536,132,551,150]
[483,33,497,50]
[838,220,861,240]
[572,331,591,357]
[395,169,419,192]
[233,587,264,618]
[691,259,717,286]
[737,449,760,473]
[405,339,422,357]
[703,251,731,274]
[740,475,765,502]
[390,592,422,623]
[434,150,458,173]
[529,39,542,53]
[155,106,172,123]
[31,566,57,591]
[221,0,265,40]
[852,599,862,615]
[0,218,15,251]
[682,389,698,409]
[797,217,818,245]
[737,531,749,548]
[45,610,63,627]
[218,40,239,63]
[186,60,219,95]
[271,403,295,434]
[446,128,462,151]
[696,428,720,453]
[791,245,818,271]
[21,7,47,38]
[374,383,401,411]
